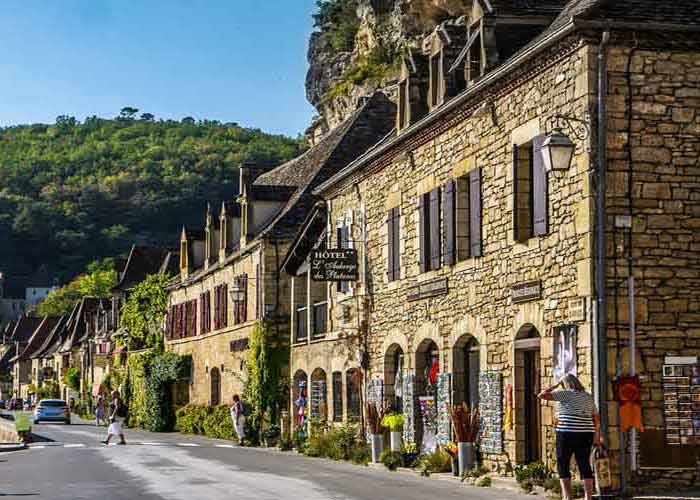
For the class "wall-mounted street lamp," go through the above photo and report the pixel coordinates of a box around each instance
[229,277,246,303]
[541,113,591,172]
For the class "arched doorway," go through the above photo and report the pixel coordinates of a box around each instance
[514,324,542,464]
[384,344,405,412]
[210,367,221,406]
[453,335,480,410]
[310,368,328,421]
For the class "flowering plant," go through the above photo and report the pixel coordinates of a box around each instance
[445,441,458,458]
[381,413,405,432]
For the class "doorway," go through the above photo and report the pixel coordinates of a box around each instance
[453,335,480,410]
[515,325,541,464]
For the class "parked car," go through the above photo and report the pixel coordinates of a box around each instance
[33,399,71,424]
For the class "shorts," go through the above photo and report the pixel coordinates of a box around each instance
[108,419,123,435]
[556,431,594,480]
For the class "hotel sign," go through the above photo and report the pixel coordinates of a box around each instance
[311,249,358,282]
[511,280,541,304]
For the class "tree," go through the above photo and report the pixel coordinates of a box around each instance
[119,107,139,120]
[140,113,155,122]
[120,274,171,350]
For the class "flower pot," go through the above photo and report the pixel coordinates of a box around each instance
[458,442,476,477]
[370,434,384,463]
[390,431,402,452]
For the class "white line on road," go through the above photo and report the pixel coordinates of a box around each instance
[215,444,234,448]
[64,444,86,448]
[140,442,166,446]
[31,445,46,449]
[177,443,200,447]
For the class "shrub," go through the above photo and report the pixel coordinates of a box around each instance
[279,436,293,451]
[520,479,534,493]
[380,450,403,471]
[476,476,492,487]
[175,404,237,440]
[350,443,371,465]
[304,432,333,458]
[326,424,361,461]
[176,404,209,435]
[37,381,60,401]
[418,449,452,475]
[571,481,584,499]
[63,368,81,392]
[464,465,490,478]
[515,461,551,487]
[544,477,562,495]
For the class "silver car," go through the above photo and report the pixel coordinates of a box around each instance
[33,399,71,424]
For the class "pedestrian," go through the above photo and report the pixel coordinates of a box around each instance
[230,394,245,445]
[94,395,105,426]
[101,390,126,445]
[538,374,600,500]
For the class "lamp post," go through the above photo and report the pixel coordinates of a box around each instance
[541,114,591,172]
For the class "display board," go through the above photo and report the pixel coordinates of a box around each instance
[662,362,700,445]
[402,373,416,445]
[479,371,503,454]
[366,378,384,410]
[436,373,452,446]
[310,380,327,420]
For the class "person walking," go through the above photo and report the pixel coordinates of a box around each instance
[538,374,600,500]
[101,390,126,445]
[230,394,245,445]
[94,395,106,426]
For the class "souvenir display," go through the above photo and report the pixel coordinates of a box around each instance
[436,373,452,445]
[479,371,503,454]
[419,396,437,453]
[310,379,326,420]
[553,324,578,381]
[402,373,416,445]
[662,363,700,445]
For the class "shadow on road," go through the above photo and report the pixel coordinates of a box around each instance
[0,494,40,497]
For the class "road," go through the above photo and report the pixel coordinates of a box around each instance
[2,415,534,500]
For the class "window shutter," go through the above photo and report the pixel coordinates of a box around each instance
[469,168,482,257]
[429,187,441,270]
[387,210,395,281]
[532,134,549,236]
[418,193,429,273]
[241,276,248,323]
[392,208,400,280]
[443,180,456,266]
[222,284,228,327]
[512,145,519,242]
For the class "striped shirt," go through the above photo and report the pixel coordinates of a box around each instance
[551,390,596,432]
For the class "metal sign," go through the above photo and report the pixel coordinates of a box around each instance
[511,280,541,304]
[407,278,448,302]
[229,338,250,352]
[311,249,358,282]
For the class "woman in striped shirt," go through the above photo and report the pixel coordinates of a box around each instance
[538,374,600,500]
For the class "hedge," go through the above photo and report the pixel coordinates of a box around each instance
[176,404,237,440]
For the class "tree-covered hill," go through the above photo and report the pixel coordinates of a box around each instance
[0,111,306,282]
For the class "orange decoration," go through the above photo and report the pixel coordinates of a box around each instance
[615,376,644,433]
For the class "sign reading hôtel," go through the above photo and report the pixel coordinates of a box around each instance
[311,249,358,282]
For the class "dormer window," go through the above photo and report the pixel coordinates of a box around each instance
[467,21,483,83]
[429,52,442,109]
[397,78,409,131]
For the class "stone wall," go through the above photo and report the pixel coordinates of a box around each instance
[604,44,700,487]
[325,39,596,470]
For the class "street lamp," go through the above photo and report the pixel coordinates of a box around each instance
[540,129,575,173]
[229,278,246,303]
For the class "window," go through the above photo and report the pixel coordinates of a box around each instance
[443,168,483,264]
[312,301,327,337]
[467,22,483,83]
[210,367,221,406]
[513,135,548,243]
[200,291,211,334]
[232,275,247,325]
[429,53,441,108]
[332,372,343,422]
[295,305,308,343]
[387,207,400,281]
[418,188,441,273]
[185,299,197,337]
[397,79,409,131]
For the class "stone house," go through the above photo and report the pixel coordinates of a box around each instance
[0,316,43,397]
[29,315,68,396]
[9,315,59,399]
[292,0,700,489]
[165,93,396,408]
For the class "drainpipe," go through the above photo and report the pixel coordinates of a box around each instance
[596,30,611,444]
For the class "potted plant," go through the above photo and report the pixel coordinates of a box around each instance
[449,402,480,476]
[381,413,405,452]
[445,441,459,476]
[366,402,387,463]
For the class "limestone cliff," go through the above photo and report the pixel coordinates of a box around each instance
[305,0,471,137]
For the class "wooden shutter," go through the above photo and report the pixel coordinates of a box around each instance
[532,134,549,236]
[469,168,482,257]
[512,144,519,242]
[206,292,211,333]
[222,284,228,328]
[429,187,441,270]
[418,192,429,273]
[242,276,247,323]
[392,208,400,280]
[387,210,395,281]
[443,180,456,266]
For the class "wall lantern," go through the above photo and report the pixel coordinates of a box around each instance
[229,277,246,303]
[543,113,591,172]
[541,129,575,172]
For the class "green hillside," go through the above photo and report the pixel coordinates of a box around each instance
[0,111,306,282]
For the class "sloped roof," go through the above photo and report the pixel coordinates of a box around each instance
[252,92,396,241]
[485,0,568,16]
[11,316,61,362]
[59,297,109,353]
[1,320,17,344]
[114,245,172,291]
[34,315,68,359]
[158,251,180,277]
[8,316,44,344]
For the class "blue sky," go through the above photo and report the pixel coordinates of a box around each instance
[0,1,318,136]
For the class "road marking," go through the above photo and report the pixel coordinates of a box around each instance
[140,442,165,446]
[31,445,46,449]
[177,443,200,447]
[64,443,86,448]
[215,444,235,448]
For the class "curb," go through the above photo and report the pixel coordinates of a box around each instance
[0,443,28,452]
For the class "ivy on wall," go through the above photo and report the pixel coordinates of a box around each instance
[125,350,191,432]
[119,274,171,350]
[243,321,289,433]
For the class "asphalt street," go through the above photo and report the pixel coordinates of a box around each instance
[2,415,535,500]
